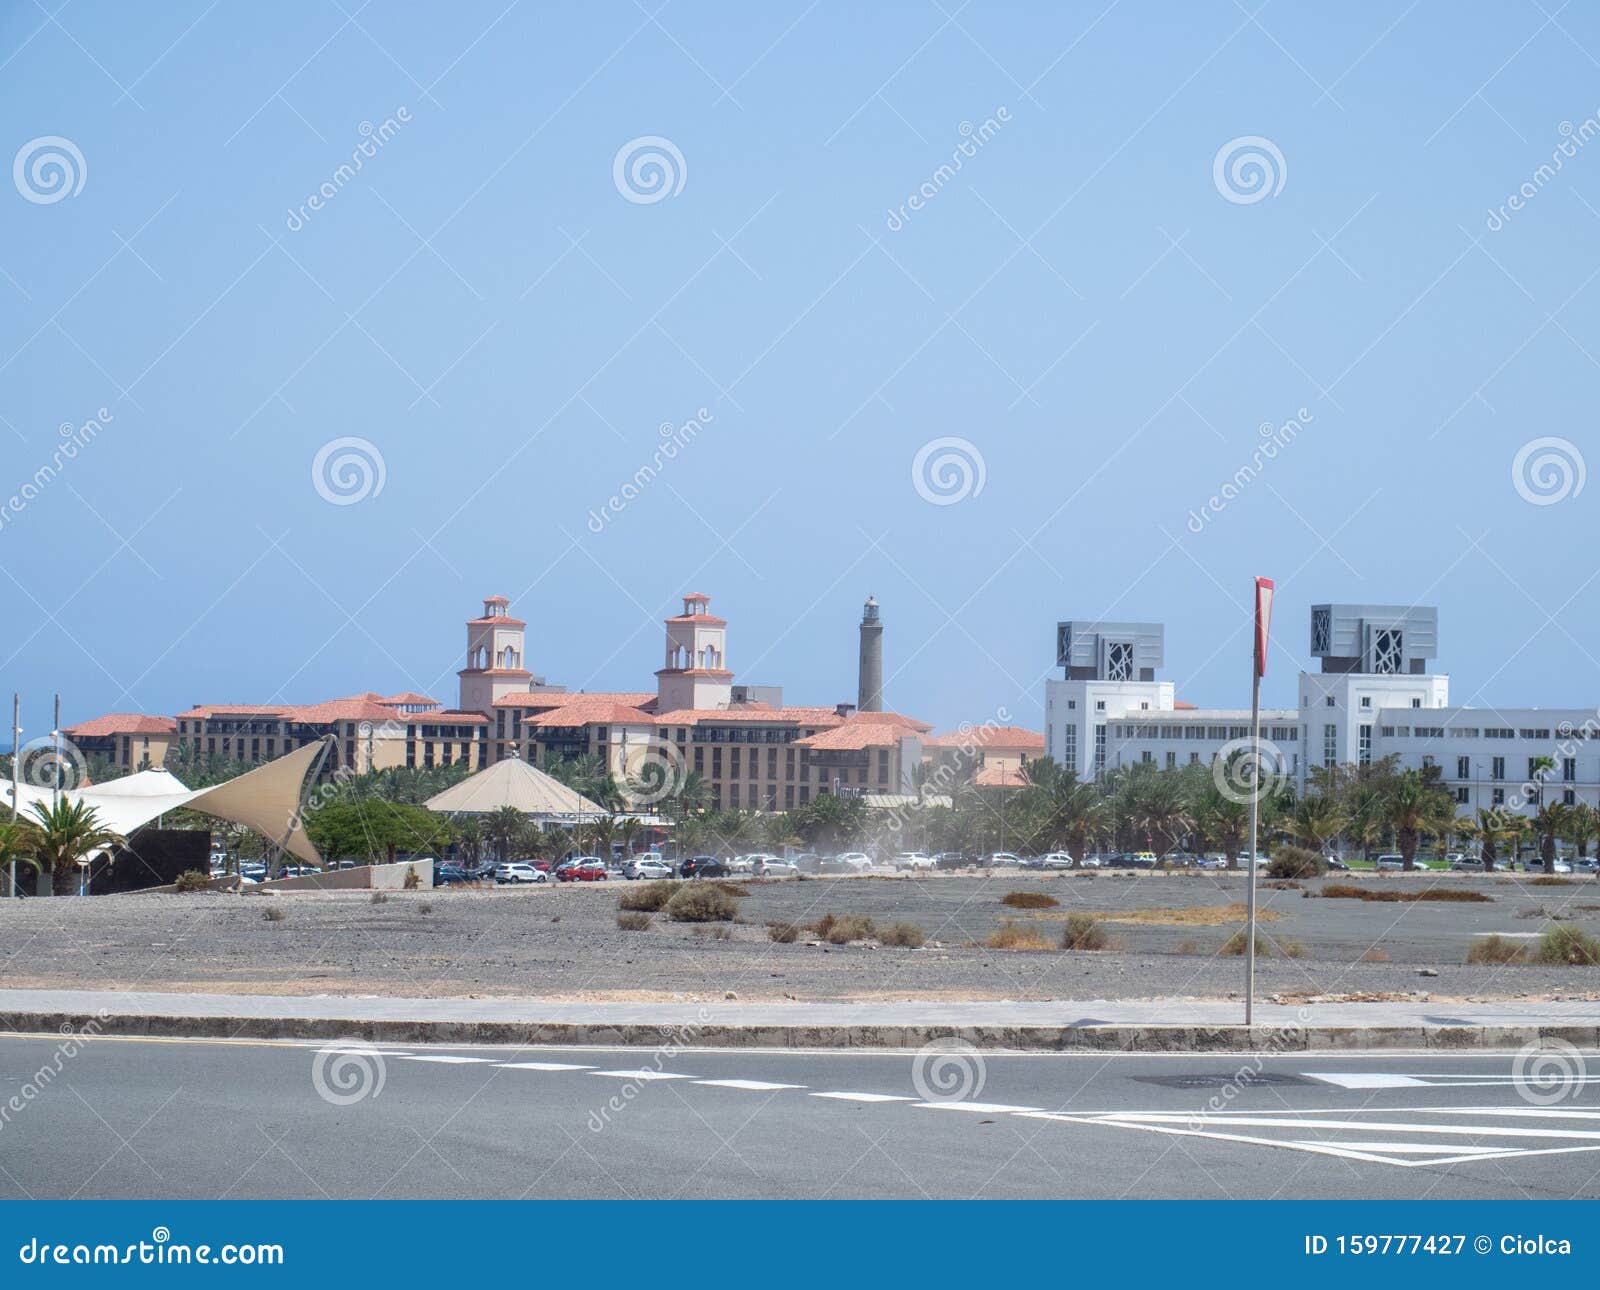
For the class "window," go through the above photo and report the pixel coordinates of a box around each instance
[1491,757,1505,781]
[1563,758,1576,782]
[1095,700,1105,711]
[1311,607,1331,654]
[1323,724,1338,767]
[1454,787,1470,804]
[1358,724,1372,765]
[1411,698,1421,708]
[1067,699,1076,710]
[1094,725,1107,774]
[1107,641,1133,681]
[1457,756,1470,780]
[1165,751,1176,769]
[1492,788,1505,805]
[1062,725,1077,772]
[1564,789,1576,806]
[1529,758,1545,781]
[1360,696,1371,709]
[1325,696,1336,707]
[1141,750,1153,764]
[1373,628,1403,674]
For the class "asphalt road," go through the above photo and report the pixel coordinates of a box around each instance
[2,1033,1597,1200]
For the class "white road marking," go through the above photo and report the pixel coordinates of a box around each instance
[811,1091,916,1103]
[396,1054,494,1064]
[914,1101,1042,1114]
[589,1069,694,1081]
[1304,1073,1429,1089]
[695,1079,806,1091]
[496,1061,594,1072]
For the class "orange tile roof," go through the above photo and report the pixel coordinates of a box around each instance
[379,692,441,706]
[526,698,656,728]
[924,725,1044,751]
[650,705,849,727]
[847,710,933,733]
[411,709,488,725]
[663,613,727,625]
[492,690,657,710]
[65,713,177,737]
[974,764,1031,789]
[177,703,290,719]
[795,721,923,751]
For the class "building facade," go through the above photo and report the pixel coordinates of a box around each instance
[1044,601,1597,819]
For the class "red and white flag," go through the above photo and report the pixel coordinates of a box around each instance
[1254,577,1275,678]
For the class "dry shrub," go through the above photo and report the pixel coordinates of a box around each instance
[767,921,801,943]
[173,870,211,893]
[1529,876,1573,887]
[812,913,876,944]
[1001,890,1059,910]
[1466,934,1528,964]
[1278,938,1305,958]
[709,880,749,898]
[692,924,732,940]
[1174,938,1198,955]
[370,891,388,905]
[1108,903,1279,927]
[1361,947,1389,962]
[1061,913,1108,951]
[1267,846,1325,879]
[878,922,926,948]
[987,920,1055,951]
[664,883,737,923]
[1531,923,1600,965]
[616,911,651,931]
[261,905,286,922]
[619,879,683,912]
[1320,883,1491,903]
[1219,927,1271,956]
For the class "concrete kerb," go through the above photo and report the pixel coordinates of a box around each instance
[4,1010,1596,1053]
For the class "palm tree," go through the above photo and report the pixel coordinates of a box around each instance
[0,816,41,899]
[1531,800,1568,875]
[1383,769,1454,870]
[485,805,526,862]
[27,799,124,897]
[1562,802,1599,875]
[1197,784,1249,869]
[1292,794,1346,855]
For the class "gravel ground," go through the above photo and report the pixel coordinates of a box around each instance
[2,870,1597,1004]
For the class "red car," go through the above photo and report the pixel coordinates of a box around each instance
[556,858,609,882]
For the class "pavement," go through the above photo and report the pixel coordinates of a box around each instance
[2,1032,1597,1199]
[3,987,1599,1050]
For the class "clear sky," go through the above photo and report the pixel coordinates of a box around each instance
[3,2,1598,735]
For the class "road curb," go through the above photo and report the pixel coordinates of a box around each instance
[10,1010,1596,1052]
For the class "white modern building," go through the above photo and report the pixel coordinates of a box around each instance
[1043,603,1600,819]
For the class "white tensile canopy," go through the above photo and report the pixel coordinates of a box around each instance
[4,740,327,864]
[422,755,607,820]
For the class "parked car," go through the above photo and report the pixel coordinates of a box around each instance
[434,863,471,886]
[1322,855,1351,872]
[1039,851,1076,869]
[1195,854,1226,870]
[933,851,969,870]
[1376,854,1405,871]
[985,851,1024,867]
[1449,855,1489,872]
[1161,851,1203,868]
[792,852,822,873]
[623,856,673,880]
[495,862,546,884]
[753,857,797,877]
[894,852,935,871]
[557,858,609,882]
[833,852,873,871]
[680,855,728,879]
[1576,857,1599,874]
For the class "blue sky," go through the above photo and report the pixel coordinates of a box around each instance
[3,2,1599,734]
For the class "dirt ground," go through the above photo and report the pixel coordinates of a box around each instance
[2,870,1597,1004]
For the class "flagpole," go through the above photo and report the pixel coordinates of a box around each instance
[1245,665,1261,1026]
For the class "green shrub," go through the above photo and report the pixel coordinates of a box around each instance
[1466,935,1527,964]
[767,922,801,943]
[877,922,926,948]
[1267,846,1324,879]
[1531,923,1600,965]
[173,869,211,893]
[1061,913,1108,951]
[619,880,682,912]
[812,912,875,944]
[1219,928,1270,956]
[664,883,737,923]
[1000,890,1059,910]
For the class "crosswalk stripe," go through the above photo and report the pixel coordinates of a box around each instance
[495,1062,594,1072]
[914,1101,1041,1115]
[1303,1073,1429,1088]
[811,1091,915,1103]
[396,1054,494,1064]
[589,1070,694,1081]
[695,1079,806,1091]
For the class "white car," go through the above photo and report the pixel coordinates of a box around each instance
[623,856,673,880]
[1040,851,1076,869]
[495,862,546,884]
[834,852,873,871]
[753,857,797,877]
[986,851,1024,867]
[894,852,935,870]
[1376,854,1405,871]
[731,853,779,873]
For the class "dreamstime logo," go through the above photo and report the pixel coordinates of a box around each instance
[311,436,386,505]
[911,436,986,506]
[13,136,86,204]
[285,108,411,232]
[612,136,687,205]
[1185,407,1314,534]
[586,408,713,534]
[17,736,88,791]
[1512,1038,1586,1106]
[0,407,115,535]
[1511,436,1584,506]
[1212,135,1286,205]
[884,108,1011,231]
[357,718,407,743]
[1211,736,1287,805]
[618,735,686,809]
[311,1041,387,1105]
[911,1038,986,1103]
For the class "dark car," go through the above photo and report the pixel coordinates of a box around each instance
[433,864,470,886]
[933,852,969,870]
[680,855,729,879]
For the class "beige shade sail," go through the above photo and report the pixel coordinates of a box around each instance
[423,755,606,818]
[4,740,327,864]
